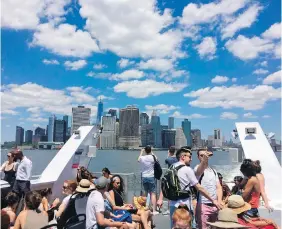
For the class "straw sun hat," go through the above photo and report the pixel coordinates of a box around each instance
[226,195,251,214]
[207,208,249,228]
[76,179,91,193]
[133,196,146,210]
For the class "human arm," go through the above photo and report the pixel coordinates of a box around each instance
[137,149,144,162]
[194,183,222,209]
[194,153,208,177]
[216,181,223,206]
[108,190,128,210]
[157,190,164,208]
[0,162,7,172]
[42,198,49,211]
[242,178,254,201]
[55,202,66,218]
[96,212,125,227]
[13,212,24,229]
[257,174,273,212]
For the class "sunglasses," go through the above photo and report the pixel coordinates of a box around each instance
[62,186,69,190]
[7,155,11,158]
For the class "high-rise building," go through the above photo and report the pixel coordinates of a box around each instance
[168,117,174,129]
[108,109,117,117]
[15,126,24,146]
[162,129,176,148]
[191,129,202,148]
[208,135,214,147]
[48,115,56,142]
[115,122,119,147]
[25,130,33,144]
[35,127,45,136]
[182,119,192,147]
[175,128,187,149]
[100,115,116,149]
[119,106,140,148]
[214,129,222,147]
[63,115,69,128]
[54,120,66,142]
[161,125,168,130]
[151,110,162,148]
[72,106,91,133]
[141,124,154,147]
[139,113,149,126]
[96,98,104,125]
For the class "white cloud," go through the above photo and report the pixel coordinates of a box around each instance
[243,112,257,118]
[111,69,145,81]
[180,0,247,26]
[172,111,207,119]
[93,64,107,70]
[226,35,274,60]
[211,75,229,84]
[220,112,238,120]
[139,59,174,72]
[1,109,19,115]
[114,79,187,98]
[42,59,60,65]
[262,22,281,40]
[145,104,180,114]
[42,0,72,24]
[79,0,184,59]
[253,69,269,75]
[31,23,100,57]
[64,60,87,70]
[195,37,217,60]
[263,70,281,85]
[260,61,268,67]
[231,78,237,82]
[274,43,281,59]
[184,85,281,110]
[117,59,135,68]
[221,4,262,39]
[262,115,271,118]
[27,117,48,122]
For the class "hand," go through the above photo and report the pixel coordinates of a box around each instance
[157,199,163,208]
[265,203,274,212]
[213,200,223,210]
[200,153,209,163]
[53,198,60,206]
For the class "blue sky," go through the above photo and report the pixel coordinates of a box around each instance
[1,0,281,143]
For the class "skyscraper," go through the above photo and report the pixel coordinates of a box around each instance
[25,130,33,144]
[151,110,162,148]
[72,106,91,133]
[63,115,69,128]
[35,127,45,136]
[141,124,154,147]
[100,115,116,149]
[182,119,192,147]
[48,115,56,142]
[191,129,202,148]
[162,129,176,148]
[214,129,222,147]
[15,126,24,146]
[96,98,104,125]
[168,117,174,129]
[139,113,149,126]
[175,128,187,149]
[119,106,140,148]
[54,119,66,142]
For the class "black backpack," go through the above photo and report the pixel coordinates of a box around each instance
[161,165,191,201]
[152,155,162,180]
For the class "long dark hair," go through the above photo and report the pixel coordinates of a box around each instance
[240,159,256,177]
[108,175,124,194]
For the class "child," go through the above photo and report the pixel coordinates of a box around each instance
[172,207,192,229]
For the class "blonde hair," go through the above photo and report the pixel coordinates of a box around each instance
[172,208,192,226]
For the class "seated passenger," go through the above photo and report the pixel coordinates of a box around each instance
[2,192,19,225]
[232,176,244,195]
[226,195,279,229]
[108,175,152,229]
[102,167,113,180]
[1,210,11,229]
[38,188,60,212]
[14,191,48,229]
[217,173,231,201]
[55,180,77,218]
[172,207,192,229]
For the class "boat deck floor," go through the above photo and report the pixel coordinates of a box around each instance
[153,208,281,229]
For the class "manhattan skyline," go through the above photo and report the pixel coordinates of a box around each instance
[1,0,281,143]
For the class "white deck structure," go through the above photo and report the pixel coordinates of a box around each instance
[236,122,282,210]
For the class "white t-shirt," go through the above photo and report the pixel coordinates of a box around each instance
[139,155,154,178]
[194,165,219,204]
[86,190,105,229]
[16,156,32,180]
[170,162,198,208]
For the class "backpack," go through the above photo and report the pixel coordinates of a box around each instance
[196,167,217,201]
[152,155,162,180]
[161,165,191,201]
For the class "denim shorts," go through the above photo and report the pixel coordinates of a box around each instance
[142,177,156,193]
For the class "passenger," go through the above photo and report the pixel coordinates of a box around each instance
[169,147,221,228]
[172,207,192,229]
[253,160,273,212]
[226,195,279,229]
[232,176,244,195]
[108,175,152,229]
[165,146,178,168]
[55,180,77,218]
[240,159,261,217]
[206,208,249,229]
[102,167,113,180]
[1,210,11,229]
[14,191,48,229]
[38,188,60,212]
[12,150,32,198]
[86,176,129,229]
[0,151,17,187]
[217,172,231,201]
[2,192,19,225]
[194,148,223,229]
[137,145,158,213]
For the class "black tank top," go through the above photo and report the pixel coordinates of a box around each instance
[113,189,124,206]
[4,163,16,185]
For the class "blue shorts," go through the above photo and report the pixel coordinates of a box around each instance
[142,177,156,193]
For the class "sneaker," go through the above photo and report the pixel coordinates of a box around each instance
[162,210,170,215]
[152,211,159,215]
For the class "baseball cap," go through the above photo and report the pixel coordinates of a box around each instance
[94,177,110,189]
